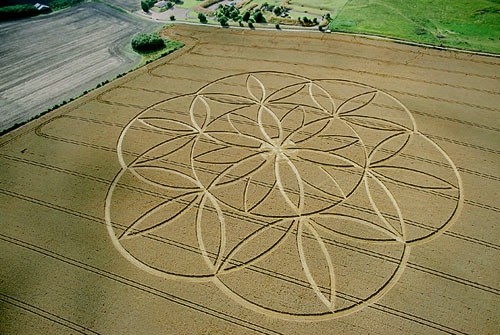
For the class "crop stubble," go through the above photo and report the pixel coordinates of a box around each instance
[0,24,499,334]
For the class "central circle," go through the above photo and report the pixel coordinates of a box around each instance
[259,138,296,159]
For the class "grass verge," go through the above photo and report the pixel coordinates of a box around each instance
[136,39,184,67]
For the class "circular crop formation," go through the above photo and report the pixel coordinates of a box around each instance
[105,72,463,321]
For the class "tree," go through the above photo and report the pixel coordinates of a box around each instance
[219,15,229,27]
[242,11,250,22]
[141,0,150,12]
[141,0,156,12]
[131,33,166,53]
[198,12,207,24]
[230,9,239,20]
[253,10,265,23]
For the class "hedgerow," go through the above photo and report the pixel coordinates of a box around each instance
[0,5,40,20]
[48,0,84,11]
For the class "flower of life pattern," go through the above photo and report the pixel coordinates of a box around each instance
[105,71,463,321]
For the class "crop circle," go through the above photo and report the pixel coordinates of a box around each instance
[105,72,463,320]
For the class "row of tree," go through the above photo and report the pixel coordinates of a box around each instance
[211,4,267,27]
[0,4,41,20]
[138,1,332,31]
[204,3,331,30]
[0,0,83,21]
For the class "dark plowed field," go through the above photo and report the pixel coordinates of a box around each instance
[0,2,158,132]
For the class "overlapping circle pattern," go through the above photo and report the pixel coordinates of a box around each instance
[105,72,463,320]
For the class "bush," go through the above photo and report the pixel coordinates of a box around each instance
[131,33,166,53]
[198,12,207,23]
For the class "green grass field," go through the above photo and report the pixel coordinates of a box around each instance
[329,0,500,54]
